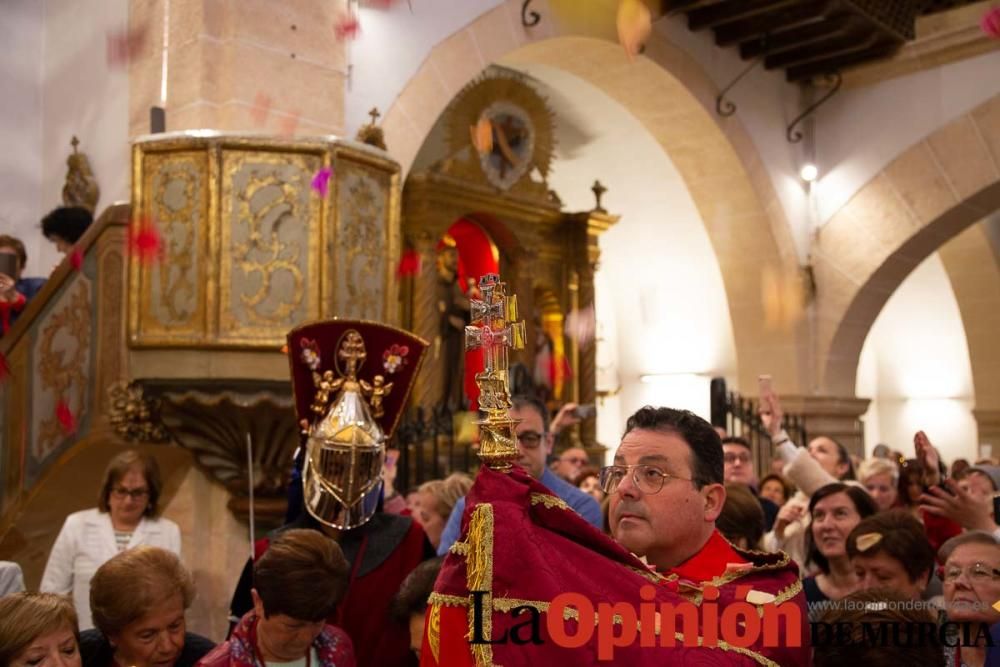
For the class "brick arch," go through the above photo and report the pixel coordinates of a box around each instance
[381,4,803,392]
[815,94,1000,407]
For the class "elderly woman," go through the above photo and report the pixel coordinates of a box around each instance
[939,532,1000,667]
[846,509,935,600]
[198,529,353,667]
[857,457,899,512]
[81,546,213,667]
[0,592,81,667]
[41,450,181,629]
[413,473,473,550]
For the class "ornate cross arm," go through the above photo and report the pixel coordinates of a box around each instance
[464,273,525,471]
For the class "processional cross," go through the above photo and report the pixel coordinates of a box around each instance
[465,274,526,470]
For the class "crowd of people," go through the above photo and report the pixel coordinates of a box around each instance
[2,311,1000,664]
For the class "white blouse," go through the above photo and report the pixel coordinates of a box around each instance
[40,508,181,629]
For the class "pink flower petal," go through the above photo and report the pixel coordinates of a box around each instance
[251,92,273,127]
[334,12,361,41]
[311,167,333,198]
[982,7,1000,39]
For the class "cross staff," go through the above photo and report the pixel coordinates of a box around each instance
[465,273,525,470]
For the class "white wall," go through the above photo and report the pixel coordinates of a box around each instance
[652,19,810,259]
[0,0,45,276]
[348,0,504,136]
[0,0,129,278]
[815,50,1000,225]
[507,64,737,455]
[856,252,978,465]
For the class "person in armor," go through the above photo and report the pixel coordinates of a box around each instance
[227,320,434,667]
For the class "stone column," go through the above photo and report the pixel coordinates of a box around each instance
[779,395,872,456]
[129,0,348,139]
[974,409,1000,458]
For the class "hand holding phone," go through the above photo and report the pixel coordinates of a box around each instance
[0,253,17,283]
[758,374,773,398]
[574,404,597,420]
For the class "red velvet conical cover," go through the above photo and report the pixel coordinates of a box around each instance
[422,465,810,666]
[286,319,428,438]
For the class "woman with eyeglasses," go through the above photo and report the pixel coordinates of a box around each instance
[938,532,1000,667]
[41,450,181,630]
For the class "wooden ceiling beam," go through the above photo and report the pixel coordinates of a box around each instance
[739,14,854,59]
[765,32,880,70]
[786,41,900,81]
[714,0,832,47]
[688,0,804,32]
[660,0,726,16]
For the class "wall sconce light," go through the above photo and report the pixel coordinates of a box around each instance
[799,163,818,182]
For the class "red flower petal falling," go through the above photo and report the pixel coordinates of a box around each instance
[396,248,422,277]
[56,400,77,436]
[70,248,84,271]
[127,217,163,264]
[982,7,1000,39]
[250,92,273,127]
[278,111,301,138]
[106,25,147,68]
[334,12,361,41]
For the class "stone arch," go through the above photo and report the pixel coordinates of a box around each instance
[381,3,803,392]
[815,94,1000,410]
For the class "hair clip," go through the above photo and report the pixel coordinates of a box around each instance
[855,532,883,552]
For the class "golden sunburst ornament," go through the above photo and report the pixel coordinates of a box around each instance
[445,71,556,191]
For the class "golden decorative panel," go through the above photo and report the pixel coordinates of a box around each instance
[220,150,321,342]
[132,150,209,343]
[31,280,92,475]
[333,162,391,320]
[129,134,401,349]
[94,236,127,416]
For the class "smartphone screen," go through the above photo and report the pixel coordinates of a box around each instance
[0,253,17,280]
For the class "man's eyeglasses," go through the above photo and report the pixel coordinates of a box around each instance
[111,486,149,500]
[598,464,692,495]
[516,431,547,450]
[939,562,1000,583]
[724,452,752,465]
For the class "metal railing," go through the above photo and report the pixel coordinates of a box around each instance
[710,377,808,481]
[392,406,478,493]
